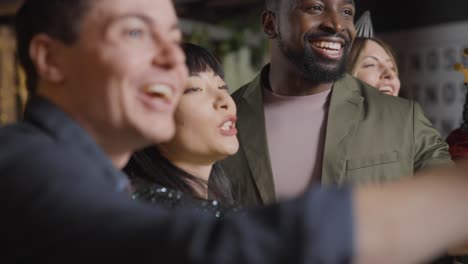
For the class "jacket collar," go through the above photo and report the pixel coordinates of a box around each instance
[23,96,130,192]
[237,65,364,201]
[237,66,276,203]
[322,74,364,184]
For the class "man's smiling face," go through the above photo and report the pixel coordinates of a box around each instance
[273,0,356,83]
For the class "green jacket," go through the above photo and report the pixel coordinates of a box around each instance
[221,66,452,206]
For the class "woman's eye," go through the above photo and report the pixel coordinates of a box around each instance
[363,64,376,68]
[184,87,202,94]
[219,85,229,91]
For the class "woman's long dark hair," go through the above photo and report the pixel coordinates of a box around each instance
[124,43,235,205]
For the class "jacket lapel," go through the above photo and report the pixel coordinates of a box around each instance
[237,73,276,204]
[322,74,364,185]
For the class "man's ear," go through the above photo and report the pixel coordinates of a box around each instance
[29,34,65,83]
[261,10,278,39]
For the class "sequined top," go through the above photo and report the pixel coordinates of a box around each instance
[131,179,240,218]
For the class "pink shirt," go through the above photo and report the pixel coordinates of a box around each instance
[263,87,331,200]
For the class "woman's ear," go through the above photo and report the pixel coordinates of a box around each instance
[261,10,278,39]
[29,34,65,83]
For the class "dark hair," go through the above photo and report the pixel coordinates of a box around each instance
[15,0,90,95]
[124,148,235,205]
[124,43,235,205]
[265,0,280,11]
[347,37,399,76]
[181,43,224,78]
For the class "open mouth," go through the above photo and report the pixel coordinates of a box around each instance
[220,120,235,131]
[379,85,394,95]
[310,41,343,59]
[143,84,174,101]
[219,117,238,136]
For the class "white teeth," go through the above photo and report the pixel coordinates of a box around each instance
[312,41,341,50]
[380,86,393,92]
[221,121,233,131]
[144,84,173,99]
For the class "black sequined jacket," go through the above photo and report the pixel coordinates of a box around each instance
[131,178,241,218]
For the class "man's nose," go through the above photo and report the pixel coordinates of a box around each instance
[319,11,345,34]
[152,38,185,71]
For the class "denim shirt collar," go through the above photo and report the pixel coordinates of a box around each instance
[23,96,130,192]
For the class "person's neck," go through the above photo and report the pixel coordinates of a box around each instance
[74,120,134,169]
[268,59,334,96]
[99,140,133,169]
[38,89,134,169]
[170,159,214,199]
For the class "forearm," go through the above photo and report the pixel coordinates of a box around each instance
[354,165,468,264]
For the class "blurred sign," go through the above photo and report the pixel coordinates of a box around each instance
[381,21,468,138]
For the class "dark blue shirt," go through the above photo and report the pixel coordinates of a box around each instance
[0,96,354,263]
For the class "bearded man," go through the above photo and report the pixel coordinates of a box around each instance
[221,0,451,205]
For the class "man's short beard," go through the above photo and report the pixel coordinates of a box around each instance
[277,30,349,84]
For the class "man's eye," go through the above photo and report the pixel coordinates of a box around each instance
[305,5,324,12]
[343,9,354,17]
[124,28,146,38]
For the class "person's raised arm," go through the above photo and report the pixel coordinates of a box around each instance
[354,165,468,264]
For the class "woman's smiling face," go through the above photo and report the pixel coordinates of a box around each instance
[353,39,401,96]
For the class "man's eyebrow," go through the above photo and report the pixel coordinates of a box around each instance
[102,14,151,33]
[107,14,180,32]
[107,13,153,26]
[343,0,355,5]
[103,14,182,39]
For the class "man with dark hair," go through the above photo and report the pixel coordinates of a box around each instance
[16,0,89,94]
[5,0,357,262]
[222,0,451,205]
[265,0,279,11]
[4,0,468,263]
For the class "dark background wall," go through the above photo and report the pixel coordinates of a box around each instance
[358,0,468,33]
[0,0,466,34]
